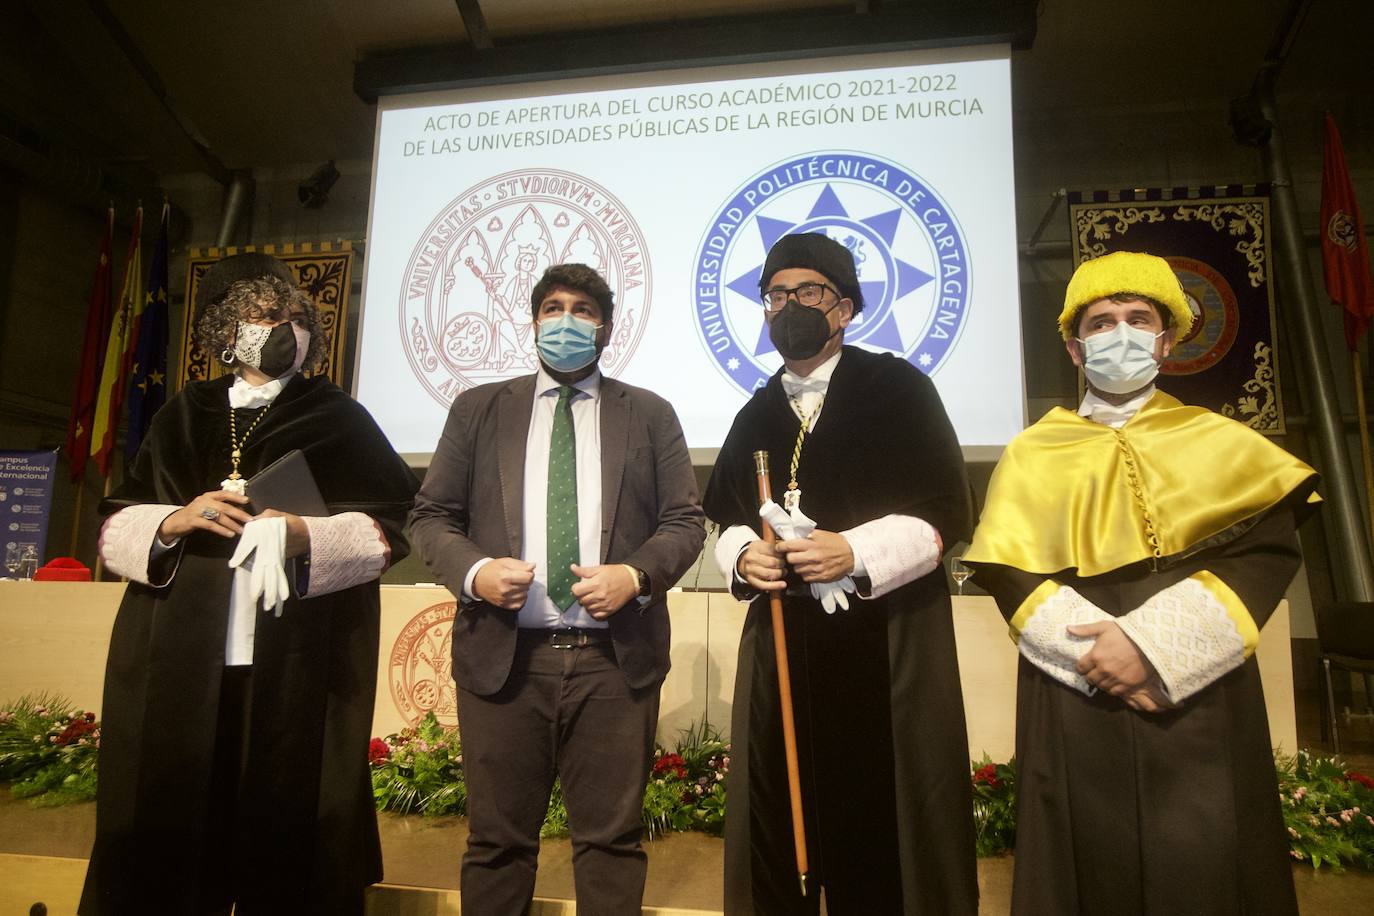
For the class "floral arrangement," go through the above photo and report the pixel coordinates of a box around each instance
[1276,749,1374,870]
[4,693,1374,872]
[367,713,729,839]
[970,754,1017,857]
[0,694,100,806]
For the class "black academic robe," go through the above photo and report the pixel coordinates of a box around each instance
[79,375,418,916]
[703,346,978,915]
[973,508,1306,916]
[966,395,1318,916]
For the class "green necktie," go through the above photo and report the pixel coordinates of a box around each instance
[546,386,580,610]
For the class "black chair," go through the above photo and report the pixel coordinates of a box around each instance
[1314,602,1374,753]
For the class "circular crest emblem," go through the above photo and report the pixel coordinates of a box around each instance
[692,151,971,391]
[1328,209,1358,253]
[389,601,457,727]
[1162,256,1240,376]
[401,169,652,406]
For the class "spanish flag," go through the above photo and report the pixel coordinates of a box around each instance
[90,206,143,478]
[65,208,115,482]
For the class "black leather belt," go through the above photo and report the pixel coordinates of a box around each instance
[521,627,612,649]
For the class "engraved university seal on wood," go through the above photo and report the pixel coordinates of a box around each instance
[389,601,457,727]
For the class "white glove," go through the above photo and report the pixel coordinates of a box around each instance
[229,516,290,617]
[759,496,855,615]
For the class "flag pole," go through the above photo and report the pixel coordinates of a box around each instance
[752,450,810,898]
[1354,341,1374,557]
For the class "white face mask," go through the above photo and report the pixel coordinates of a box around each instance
[1076,322,1164,395]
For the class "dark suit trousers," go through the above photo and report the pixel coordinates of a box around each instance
[456,629,661,916]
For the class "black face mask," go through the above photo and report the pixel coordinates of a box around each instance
[768,300,840,361]
[232,321,302,378]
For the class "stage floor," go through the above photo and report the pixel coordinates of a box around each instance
[4,789,1373,915]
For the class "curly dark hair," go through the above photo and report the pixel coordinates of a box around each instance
[529,263,615,323]
[195,276,327,372]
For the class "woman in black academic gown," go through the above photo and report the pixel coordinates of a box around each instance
[79,254,418,915]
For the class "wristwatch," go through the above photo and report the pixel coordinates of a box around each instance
[628,565,651,596]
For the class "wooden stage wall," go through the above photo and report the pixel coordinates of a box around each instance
[0,583,1298,758]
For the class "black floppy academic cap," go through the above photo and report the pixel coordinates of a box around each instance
[193,253,298,325]
[758,232,864,314]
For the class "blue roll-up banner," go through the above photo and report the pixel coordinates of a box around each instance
[0,450,59,564]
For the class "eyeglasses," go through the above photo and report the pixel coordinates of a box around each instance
[760,282,838,311]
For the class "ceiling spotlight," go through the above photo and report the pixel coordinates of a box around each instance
[298,160,340,209]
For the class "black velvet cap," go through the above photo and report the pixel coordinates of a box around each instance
[193,253,298,325]
[759,232,864,314]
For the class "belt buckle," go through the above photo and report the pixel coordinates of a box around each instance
[548,628,585,650]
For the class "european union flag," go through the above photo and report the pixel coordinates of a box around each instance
[126,203,169,460]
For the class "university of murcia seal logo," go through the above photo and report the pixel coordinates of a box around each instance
[1328,210,1358,253]
[389,602,457,726]
[401,168,651,407]
[1163,255,1240,376]
[692,151,971,392]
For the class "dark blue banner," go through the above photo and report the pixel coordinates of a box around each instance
[1,450,59,570]
[1068,185,1284,434]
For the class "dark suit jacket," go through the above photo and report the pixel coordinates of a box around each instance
[409,372,706,695]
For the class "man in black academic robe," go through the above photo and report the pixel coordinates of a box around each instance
[79,288,418,913]
[704,233,977,915]
[966,251,1315,915]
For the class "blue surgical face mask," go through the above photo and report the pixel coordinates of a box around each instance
[536,313,602,372]
[1076,322,1164,395]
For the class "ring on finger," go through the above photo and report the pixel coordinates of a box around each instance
[200,507,221,520]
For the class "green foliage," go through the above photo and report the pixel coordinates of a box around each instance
[1276,749,1374,871]
[369,712,466,817]
[0,694,100,806]
[5,691,1373,873]
[970,754,1017,857]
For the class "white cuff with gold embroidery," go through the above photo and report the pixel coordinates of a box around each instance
[299,512,388,598]
[99,505,183,586]
[842,514,941,599]
[1115,572,1256,703]
[1010,581,1115,695]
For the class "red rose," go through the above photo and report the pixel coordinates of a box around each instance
[1345,771,1374,790]
[653,753,688,780]
[369,738,391,765]
[973,763,1001,789]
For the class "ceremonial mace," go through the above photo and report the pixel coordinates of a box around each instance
[752,449,810,897]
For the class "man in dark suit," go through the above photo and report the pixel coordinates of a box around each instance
[409,262,706,915]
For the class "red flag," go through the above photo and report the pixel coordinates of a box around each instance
[65,208,116,482]
[1321,113,1374,350]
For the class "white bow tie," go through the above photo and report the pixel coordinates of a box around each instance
[781,371,828,396]
[1085,400,1139,428]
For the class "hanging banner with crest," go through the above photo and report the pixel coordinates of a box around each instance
[177,243,355,389]
[1068,185,1284,434]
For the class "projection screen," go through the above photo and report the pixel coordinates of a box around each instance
[356,45,1023,462]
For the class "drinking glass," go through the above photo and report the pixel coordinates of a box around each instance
[3,544,19,578]
[17,545,38,580]
[950,554,972,596]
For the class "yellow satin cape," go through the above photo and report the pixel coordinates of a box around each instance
[965,391,1320,577]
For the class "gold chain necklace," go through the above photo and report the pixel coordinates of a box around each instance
[784,393,824,511]
[225,402,273,485]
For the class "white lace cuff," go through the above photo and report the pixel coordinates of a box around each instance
[842,514,942,599]
[299,512,388,598]
[1013,583,1114,695]
[1116,576,1250,704]
[99,505,182,586]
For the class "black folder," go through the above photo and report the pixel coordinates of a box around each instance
[246,449,328,517]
